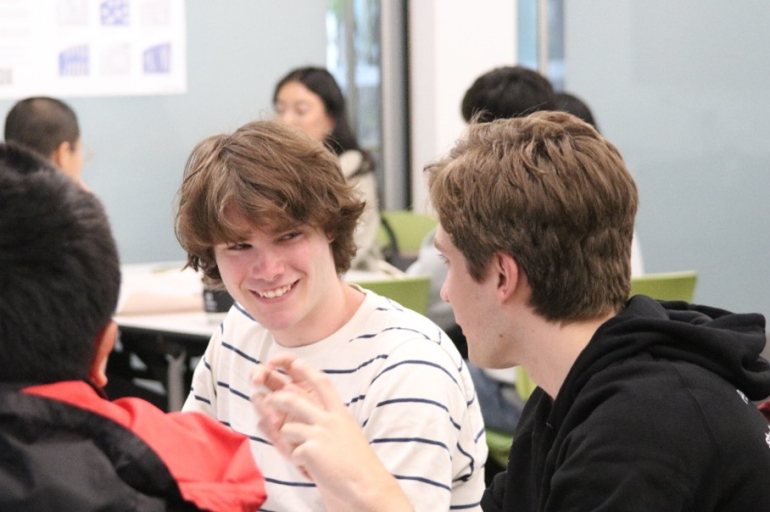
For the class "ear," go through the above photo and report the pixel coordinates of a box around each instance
[324,112,335,135]
[89,321,118,388]
[50,141,70,169]
[493,251,520,303]
[50,140,84,185]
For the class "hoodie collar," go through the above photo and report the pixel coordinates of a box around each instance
[558,295,770,408]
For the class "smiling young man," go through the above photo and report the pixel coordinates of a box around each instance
[250,111,770,512]
[174,120,486,511]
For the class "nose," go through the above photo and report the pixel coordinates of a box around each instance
[250,247,284,282]
[277,110,298,127]
[439,279,450,303]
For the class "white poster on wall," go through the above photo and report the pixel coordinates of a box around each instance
[0,0,186,99]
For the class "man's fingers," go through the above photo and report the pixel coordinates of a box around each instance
[280,423,319,482]
[267,388,327,424]
[281,358,347,412]
[266,352,299,369]
[253,390,294,440]
[250,363,292,391]
[262,355,344,412]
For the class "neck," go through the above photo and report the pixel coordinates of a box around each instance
[521,311,616,399]
[274,280,364,347]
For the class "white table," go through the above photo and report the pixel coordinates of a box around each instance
[113,263,398,410]
[114,311,221,411]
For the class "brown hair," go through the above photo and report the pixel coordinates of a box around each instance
[175,120,365,283]
[427,111,638,322]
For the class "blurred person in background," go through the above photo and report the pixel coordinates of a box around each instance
[4,96,88,189]
[274,66,382,271]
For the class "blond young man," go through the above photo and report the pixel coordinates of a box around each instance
[252,112,770,511]
[175,120,486,511]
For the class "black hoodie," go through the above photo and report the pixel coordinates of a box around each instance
[482,295,770,511]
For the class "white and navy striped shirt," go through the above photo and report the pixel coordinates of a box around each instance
[183,287,487,511]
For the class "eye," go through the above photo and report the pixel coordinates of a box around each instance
[278,231,301,242]
[437,252,448,265]
[226,242,251,251]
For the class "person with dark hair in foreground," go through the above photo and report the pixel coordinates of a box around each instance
[251,112,770,511]
[0,143,265,511]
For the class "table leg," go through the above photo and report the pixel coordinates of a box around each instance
[166,349,187,411]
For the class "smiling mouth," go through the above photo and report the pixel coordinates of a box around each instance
[256,282,295,299]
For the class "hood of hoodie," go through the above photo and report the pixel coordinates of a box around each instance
[557,295,770,412]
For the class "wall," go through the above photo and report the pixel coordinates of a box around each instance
[408,0,517,212]
[565,0,770,318]
[0,1,327,263]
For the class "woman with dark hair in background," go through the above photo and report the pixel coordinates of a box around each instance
[273,66,382,271]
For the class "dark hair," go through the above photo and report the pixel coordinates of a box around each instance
[273,66,364,156]
[461,66,556,123]
[4,97,80,158]
[427,112,637,322]
[555,92,599,131]
[0,143,120,383]
[175,120,365,283]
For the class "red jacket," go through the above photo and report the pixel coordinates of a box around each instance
[0,381,265,511]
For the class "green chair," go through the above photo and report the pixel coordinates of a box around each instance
[629,270,698,302]
[485,428,514,468]
[513,366,537,401]
[379,210,438,252]
[378,210,438,270]
[352,275,432,315]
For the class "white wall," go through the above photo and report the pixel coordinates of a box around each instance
[566,0,770,318]
[0,1,328,264]
[408,0,517,212]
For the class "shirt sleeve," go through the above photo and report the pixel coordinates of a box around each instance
[181,325,222,416]
[356,340,486,511]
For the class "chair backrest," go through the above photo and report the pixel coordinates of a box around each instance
[352,275,432,315]
[515,366,537,401]
[379,210,438,253]
[630,270,698,302]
